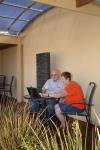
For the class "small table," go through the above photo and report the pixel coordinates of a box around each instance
[24,95,46,103]
[24,95,60,101]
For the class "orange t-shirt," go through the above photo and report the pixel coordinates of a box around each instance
[64,81,85,109]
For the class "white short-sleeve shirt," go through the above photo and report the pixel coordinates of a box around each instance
[43,79,64,94]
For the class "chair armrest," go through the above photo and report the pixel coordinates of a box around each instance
[84,102,94,106]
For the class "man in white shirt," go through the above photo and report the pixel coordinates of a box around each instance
[31,69,64,119]
[40,69,64,119]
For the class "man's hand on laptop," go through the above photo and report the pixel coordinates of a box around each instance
[39,92,48,97]
[49,93,59,98]
[39,92,56,98]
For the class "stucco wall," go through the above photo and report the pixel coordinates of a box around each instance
[1,47,17,78]
[22,8,100,125]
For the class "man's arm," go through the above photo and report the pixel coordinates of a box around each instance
[39,80,49,97]
[42,86,47,93]
[42,79,49,93]
[49,90,67,98]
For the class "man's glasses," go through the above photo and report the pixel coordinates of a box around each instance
[51,74,57,76]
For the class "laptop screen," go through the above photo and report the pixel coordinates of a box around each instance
[27,87,41,98]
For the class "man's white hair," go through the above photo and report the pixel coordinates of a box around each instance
[51,68,60,75]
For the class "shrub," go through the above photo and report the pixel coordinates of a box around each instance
[0,98,100,150]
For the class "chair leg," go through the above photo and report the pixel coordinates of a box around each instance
[10,91,12,97]
[86,116,90,124]
[4,91,6,97]
[9,89,12,97]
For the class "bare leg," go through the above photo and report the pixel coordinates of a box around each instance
[55,104,66,129]
[33,113,35,119]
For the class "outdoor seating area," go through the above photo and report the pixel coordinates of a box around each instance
[0,0,100,149]
[24,82,96,122]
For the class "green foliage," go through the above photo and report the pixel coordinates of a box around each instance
[0,98,100,150]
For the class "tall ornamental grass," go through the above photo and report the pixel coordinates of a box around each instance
[0,98,100,150]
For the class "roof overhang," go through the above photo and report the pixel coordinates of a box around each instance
[34,0,100,16]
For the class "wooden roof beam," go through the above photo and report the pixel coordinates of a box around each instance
[0,35,20,44]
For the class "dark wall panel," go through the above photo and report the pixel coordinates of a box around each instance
[36,52,50,90]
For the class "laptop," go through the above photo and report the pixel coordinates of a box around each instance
[27,87,41,98]
[27,87,58,100]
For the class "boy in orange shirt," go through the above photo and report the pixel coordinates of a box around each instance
[50,72,85,129]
